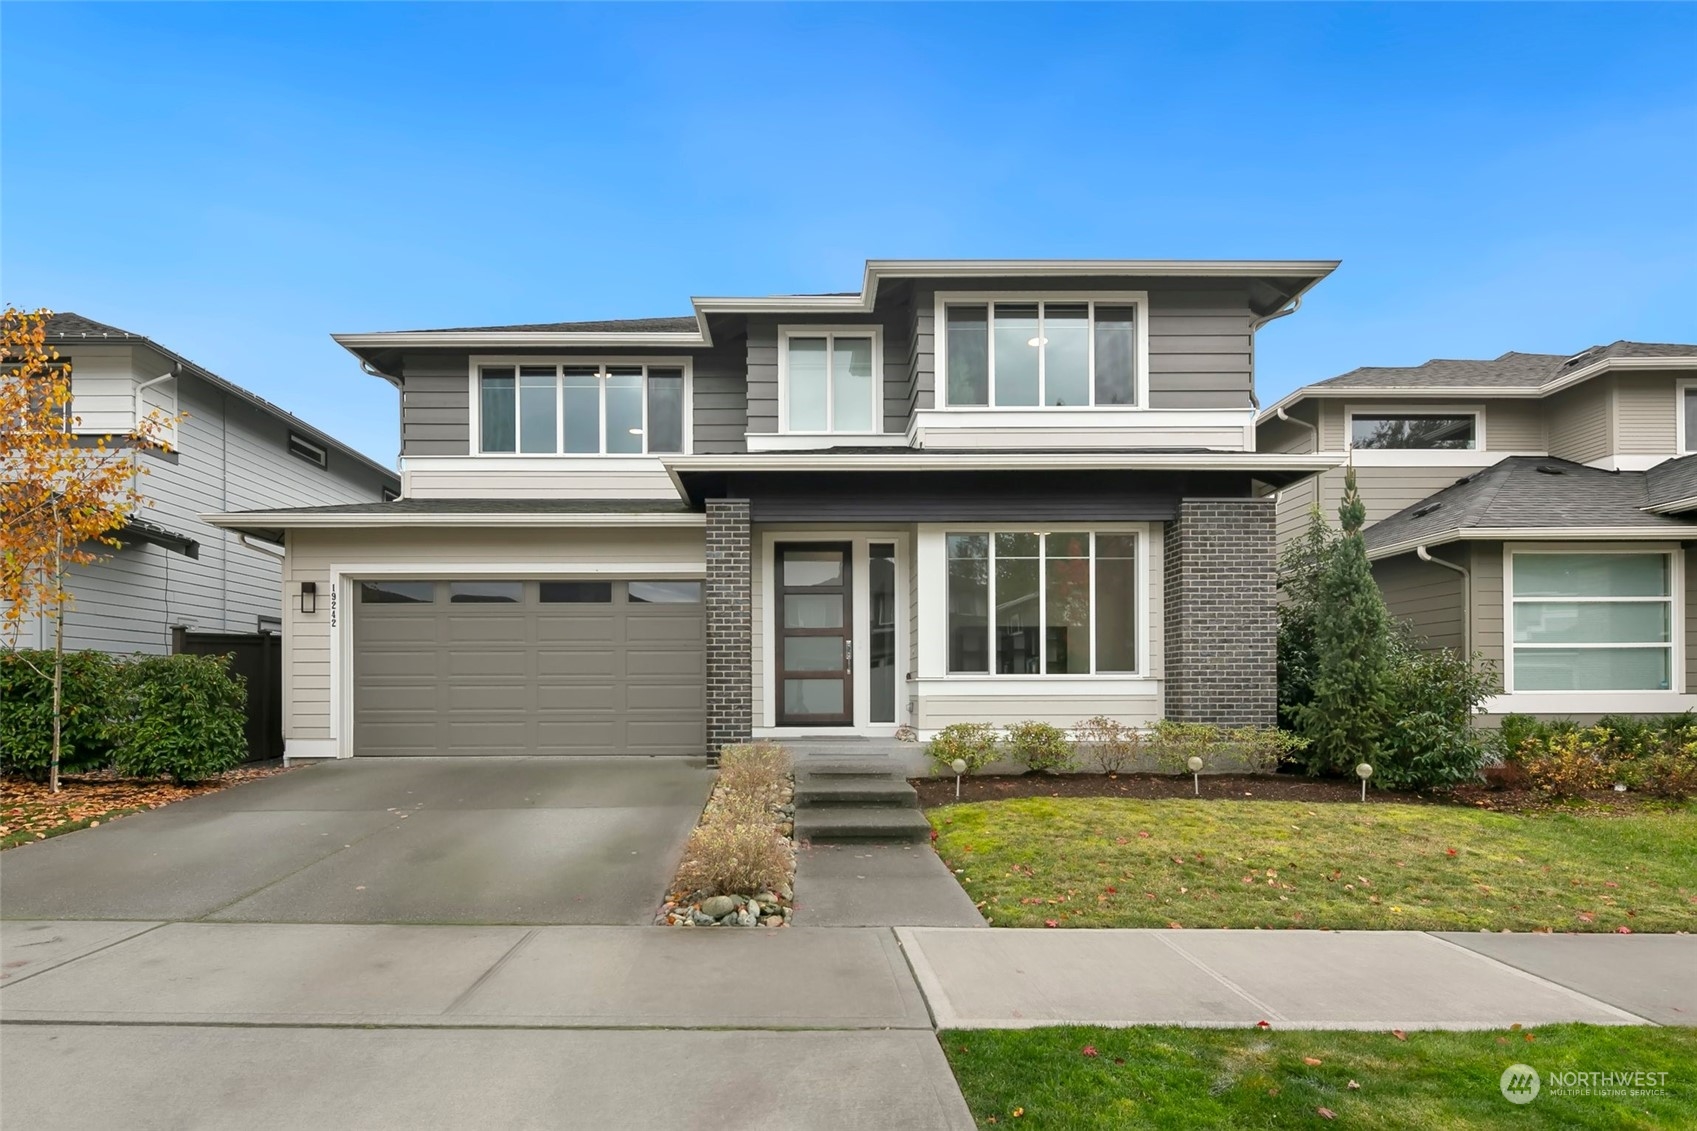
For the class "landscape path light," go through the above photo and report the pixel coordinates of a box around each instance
[1187,755,1203,797]
[951,758,967,799]
[1356,762,1373,802]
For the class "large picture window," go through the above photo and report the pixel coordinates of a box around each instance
[942,299,1139,408]
[1510,551,1674,691]
[780,328,879,433]
[478,363,685,454]
[945,531,1138,675]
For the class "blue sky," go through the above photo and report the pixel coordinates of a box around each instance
[5,3,1694,465]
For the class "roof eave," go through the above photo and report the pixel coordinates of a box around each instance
[1367,525,1696,561]
[202,510,706,531]
[661,451,1342,474]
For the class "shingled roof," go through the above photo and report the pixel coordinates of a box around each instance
[1313,341,1697,392]
[415,316,700,334]
[1361,456,1697,557]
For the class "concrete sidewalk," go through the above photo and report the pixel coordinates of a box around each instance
[896,927,1697,1030]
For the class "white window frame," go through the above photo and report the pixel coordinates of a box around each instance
[933,291,1150,411]
[1677,379,1697,455]
[287,432,328,468]
[1343,403,1486,462]
[776,325,884,435]
[1503,543,1682,695]
[940,527,1143,678]
[467,356,693,456]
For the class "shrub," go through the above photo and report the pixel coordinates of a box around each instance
[1004,720,1074,773]
[1631,750,1697,800]
[0,649,122,780]
[1225,726,1308,775]
[1148,720,1220,774]
[716,740,792,801]
[1074,715,1142,773]
[1491,713,1543,765]
[1522,728,1615,797]
[927,722,999,775]
[673,819,794,898]
[112,653,248,784]
[1371,635,1497,791]
[1276,504,1338,730]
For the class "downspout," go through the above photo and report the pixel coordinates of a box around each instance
[1271,405,1322,506]
[1416,544,1472,659]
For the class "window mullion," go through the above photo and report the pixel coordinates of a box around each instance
[1086,301,1097,407]
[1088,532,1097,674]
[639,365,650,455]
[987,535,997,673]
[986,307,997,408]
[554,367,565,455]
[1036,303,1046,407]
[824,333,835,432]
[1037,533,1047,675]
[598,365,608,455]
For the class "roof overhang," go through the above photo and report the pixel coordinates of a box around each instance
[1367,526,1697,561]
[114,516,199,558]
[1259,356,1697,426]
[334,259,1341,361]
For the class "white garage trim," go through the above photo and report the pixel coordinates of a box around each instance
[323,560,707,759]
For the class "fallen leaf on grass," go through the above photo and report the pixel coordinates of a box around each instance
[1256,1020,1272,1030]
[1302,1057,1322,1066]
[1044,919,1059,928]
[1081,1045,1098,1058]
[1317,1107,1336,1119]
[1391,1029,1407,1041]
[1347,1080,1360,1090]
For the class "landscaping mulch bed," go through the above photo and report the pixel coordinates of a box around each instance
[1,763,294,849]
[910,772,1673,815]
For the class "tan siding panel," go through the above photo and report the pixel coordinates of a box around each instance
[1373,552,1465,652]
[1615,374,1677,455]
[1547,381,1610,464]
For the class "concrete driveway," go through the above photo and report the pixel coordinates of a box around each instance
[0,757,713,925]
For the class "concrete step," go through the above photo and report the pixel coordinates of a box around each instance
[793,805,933,844]
[794,777,919,807]
[794,758,906,780]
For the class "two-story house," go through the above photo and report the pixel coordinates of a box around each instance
[8,314,399,656]
[208,260,1339,762]
[1258,340,1697,718]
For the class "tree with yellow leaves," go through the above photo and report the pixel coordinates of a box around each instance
[2,307,180,791]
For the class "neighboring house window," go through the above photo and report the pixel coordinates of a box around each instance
[945,531,1138,675]
[1510,551,1674,691]
[477,363,685,454]
[779,328,880,433]
[288,432,328,467]
[941,299,1139,408]
[1681,383,1697,453]
[1349,413,1476,450]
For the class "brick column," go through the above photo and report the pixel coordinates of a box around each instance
[704,498,752,763]
[1162,498,1277,726]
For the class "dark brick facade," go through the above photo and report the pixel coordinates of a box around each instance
[705,498,752,762]
[1162,498,1277,726]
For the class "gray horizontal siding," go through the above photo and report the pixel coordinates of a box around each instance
[401,354,472,456]
[693,336,747,454]
[1373,551,1465,653]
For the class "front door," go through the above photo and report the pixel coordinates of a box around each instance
[775,543,853,725]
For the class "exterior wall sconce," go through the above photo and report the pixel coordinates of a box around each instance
[300,581,317,614]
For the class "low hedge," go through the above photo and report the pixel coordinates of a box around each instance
[0,649,248,784]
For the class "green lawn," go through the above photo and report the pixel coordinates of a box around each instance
[928,798,1697,932]
[943,1024,1697,1129]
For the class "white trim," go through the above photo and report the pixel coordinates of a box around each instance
[1677,377,1697,455]
[758,531,910,732]
[1502,543,1682,696]
[666,451,1339,474]
[282,738,339,765]
[467,355,693,457]
[916,523,1152,681]
[324,560,709,758]
[746,433,911,452]
[908,407,1255,450]
[1340,449,1538,467]
[775,324,885,436]
[933,291,1150,410]
[1483,691,1697,716]
[1344,402,1484,453]
[912,676,1159,696]
[1367,527,1688,562]
[205,510,705,530]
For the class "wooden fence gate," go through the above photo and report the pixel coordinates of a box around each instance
[171,629,283,762]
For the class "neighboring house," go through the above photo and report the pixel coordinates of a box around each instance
[1258,341,1697,718]
[9,313,399,655]
[207,259,1340,761]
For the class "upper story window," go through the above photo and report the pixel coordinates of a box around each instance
[779,327,881,433]
[1347,410,1478,450]
[937,294,1145,409]
[287,432,328,467]
[477,362,686,455]
[1681,382,1697,453]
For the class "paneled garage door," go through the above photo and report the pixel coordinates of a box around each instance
[352,578,705,756]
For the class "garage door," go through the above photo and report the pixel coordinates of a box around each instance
[352,578,705,756]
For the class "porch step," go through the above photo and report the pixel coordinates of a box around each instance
[793,758,904,780]
[794,777,918,807]
[793,804,933,845]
